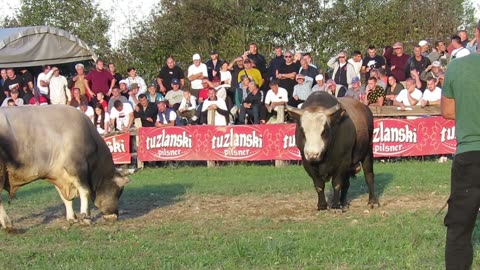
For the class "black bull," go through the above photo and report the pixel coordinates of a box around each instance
[288,91,379,210]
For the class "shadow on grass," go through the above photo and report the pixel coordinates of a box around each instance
[344,172,393,204]
[118,183,191,219]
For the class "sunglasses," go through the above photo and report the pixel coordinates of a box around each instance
[338,56,345,58]
[285,56,292,58]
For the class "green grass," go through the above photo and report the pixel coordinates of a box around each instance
[0,161,475,269]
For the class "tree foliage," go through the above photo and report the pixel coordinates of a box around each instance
[118,0,475,82]
[14,0,111,57]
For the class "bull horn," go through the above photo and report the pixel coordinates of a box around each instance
[324,104,341,116]
[286,106,304,116]
[114,176,131,187]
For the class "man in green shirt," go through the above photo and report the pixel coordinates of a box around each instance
[442,20,480,270]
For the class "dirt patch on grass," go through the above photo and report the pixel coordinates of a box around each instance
[121,192,448,226]
[5,192,448,231]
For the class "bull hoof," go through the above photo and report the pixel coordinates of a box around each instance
[317,205,328,211]
[4,227,19,234]
[103,214,118,222]
[77,213,92,226]
[368,202,380,209]
[332,208,344,214]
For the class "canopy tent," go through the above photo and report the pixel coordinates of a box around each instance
[0,26,97,68]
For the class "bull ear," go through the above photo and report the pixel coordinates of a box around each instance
[114,176,131,187]
[286,106,304,116]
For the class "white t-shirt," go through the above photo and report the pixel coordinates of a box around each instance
[37,70,54,95]
[110,103,134,130]
[78,106,95,121]
[49,75,71,105]
[395,89,423,106]
[214,85,229,101]
[220,70,232,85]
[202,98,228,126]
[179,96,197,111]
[187,63,208,89]
[165,89,184,105]
[156,110,178,124]
[95,112,110,134]
[127,76,147,94]
[265,87,289,104]
[450,47,470,59]
[420,87,442,104]
[348,58,362,77]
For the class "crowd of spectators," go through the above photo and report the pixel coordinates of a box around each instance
[0,27,477,134]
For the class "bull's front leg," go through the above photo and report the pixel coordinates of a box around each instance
[54,186,76,223]
[362,150,380,208]
[77,186,92,225]
[303,161,328,210]
[315,181,328,210]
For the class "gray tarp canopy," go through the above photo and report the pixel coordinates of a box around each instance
[0,26,97,68]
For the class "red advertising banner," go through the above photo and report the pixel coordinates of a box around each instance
[136,116,457,161]
[104,132,131,164]
[137,124,301,161]
[373,116,456,157]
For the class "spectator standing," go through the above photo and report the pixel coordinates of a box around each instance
[0,69,7,87]
[157,56,185,92]
[348,50,363,77]
[2,68,23,103]
[428,41,448,66]
[442,22,480,269]
[78,102,95,122]
[298,57,319,82]
[49,67,71,105]
[420,61,445,87]
[37,65,54,97]
[134,94,158,127]
[418,40,430,57]
[245,43,267,76]
[108,63,123,88]
[71,63,90,97]
[406,45,431,86]
[276,51,300,98]
[384,42,410,82]
[127,83,140,108]
[19,67,34,99]
[126,67,147,95]
[361,46,386,80]
[205,50,224,81]
[449,35,470,61]
[187,53,208,98]
[118,79,130,98]
[85,59,115,102]
[327,51,356,88]
[268,46,285,81]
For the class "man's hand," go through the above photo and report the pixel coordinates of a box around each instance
[146,117,154,122]
[208,104,218,110]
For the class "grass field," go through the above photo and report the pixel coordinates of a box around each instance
[0,161,479,269]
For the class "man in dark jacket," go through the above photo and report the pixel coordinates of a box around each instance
[134,94,158,127]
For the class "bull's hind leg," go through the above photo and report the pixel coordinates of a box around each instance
[340,177,351,208]
[362,149,379,208]
[0,196,13,230]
